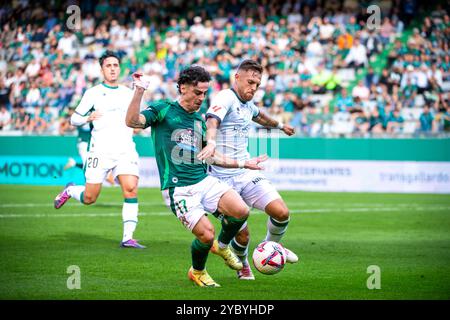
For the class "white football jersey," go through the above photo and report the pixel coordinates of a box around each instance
[206,88,260,178]
[73,83,136,155]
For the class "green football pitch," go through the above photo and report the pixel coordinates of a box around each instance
[0,185,449,300]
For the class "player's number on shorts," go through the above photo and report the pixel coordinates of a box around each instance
[87,157,99,168]
[175,199,188,216]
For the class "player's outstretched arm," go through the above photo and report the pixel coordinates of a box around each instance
[253,109,295,136]
[209,151,268,170]
[197,117,220,161]
[126,86,147,129]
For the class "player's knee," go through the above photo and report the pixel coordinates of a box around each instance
[266,200,290,221]
[197,227,215,245]
[122,185,137,198]
[234,204,249,220]
[83,194,97,205]
[272,207,289,221]
[123,190,137,198]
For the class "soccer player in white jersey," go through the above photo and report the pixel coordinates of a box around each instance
[53,51,145,249]
[198,59,299,280]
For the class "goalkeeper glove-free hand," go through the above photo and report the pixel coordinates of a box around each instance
[132,73,150,90]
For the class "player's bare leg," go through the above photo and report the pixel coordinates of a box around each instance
[106,171,115,185]
[81,183,103,204]
[117,175,145,248]
[54,182,101,209]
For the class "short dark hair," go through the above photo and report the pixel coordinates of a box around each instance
[236,59,263,74]
[177,65,211,93]
[99,50,121,67]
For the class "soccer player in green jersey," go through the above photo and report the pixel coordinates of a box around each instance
[126,66,267,287]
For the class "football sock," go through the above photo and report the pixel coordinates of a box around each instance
[230,238,249,265]
[191,238,212,271]
[122,198,138,242]
[67,185,85,203]
[265,216,290,243]
[218,215,248,246]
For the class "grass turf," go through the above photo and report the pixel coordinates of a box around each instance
[0,185,449,300]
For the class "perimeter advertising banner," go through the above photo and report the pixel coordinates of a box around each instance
[1,156,449,193]
[138,157,450,194]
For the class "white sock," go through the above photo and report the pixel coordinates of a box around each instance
[122,199,138,242]
[265,217,289,243]
[230,238,249,265]
[67,186,86,203]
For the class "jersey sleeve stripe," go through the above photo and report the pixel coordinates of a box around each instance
[75,106,94,117]
[205,113,222,124]
[252,108,260,119]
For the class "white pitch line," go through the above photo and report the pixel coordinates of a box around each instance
[0,202,166,208]
[1,201,448,208]
[0,206,449,219]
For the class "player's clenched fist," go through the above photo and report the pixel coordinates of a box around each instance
[132,73,150,90]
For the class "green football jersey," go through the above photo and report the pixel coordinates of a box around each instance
[141,100,208,190]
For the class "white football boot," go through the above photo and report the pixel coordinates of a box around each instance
[284,247,299,263]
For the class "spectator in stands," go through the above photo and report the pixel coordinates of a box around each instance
[365,67,379,89]
[401,78,418,108]
[335,88,354,112]
[0,105,11,130]
[352,80,370,101]
[419,104,435,133]
[0,78,12,110]
[38,105,57,134]
[0,1,447,138]
[12,106,30,131]
[368,108,386,134]
[344,38,368,69]
[386,107,405,134]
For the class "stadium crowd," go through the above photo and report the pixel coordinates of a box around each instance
[0,0,449,137]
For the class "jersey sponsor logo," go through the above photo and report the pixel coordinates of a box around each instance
[233,125,249,138]
[173,128,201,153]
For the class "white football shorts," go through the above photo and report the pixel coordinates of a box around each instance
[84,150,140,184]
[219,170,281,211]
[162,175,232,231]
[77,141,88,165]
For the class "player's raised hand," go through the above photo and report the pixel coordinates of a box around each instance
[281,124,295,136]
[244,154,268,170]
[197,143,216,161]
[87,110,102,122]
[132,72,150,90]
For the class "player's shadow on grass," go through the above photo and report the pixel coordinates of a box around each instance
[49,232,123,248]
[91,203,120,209]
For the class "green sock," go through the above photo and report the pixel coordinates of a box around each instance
[218,215,248,246]
[191,238,212,271]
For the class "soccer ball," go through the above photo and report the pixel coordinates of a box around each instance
[252,241,287,275]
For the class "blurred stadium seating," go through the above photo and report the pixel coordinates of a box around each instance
[0,0,449,138]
